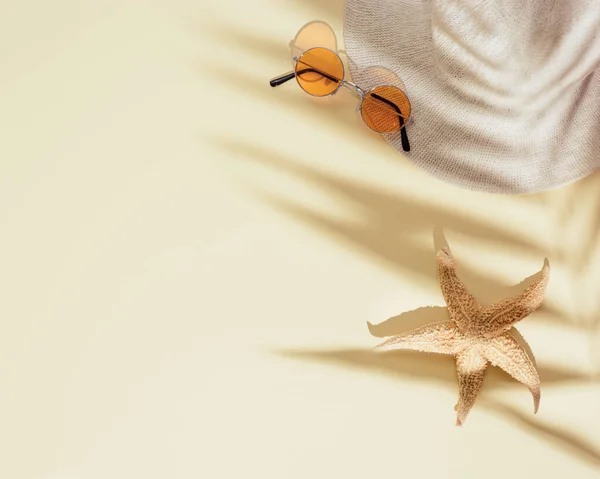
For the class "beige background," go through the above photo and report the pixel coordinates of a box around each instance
[1,1,599,478]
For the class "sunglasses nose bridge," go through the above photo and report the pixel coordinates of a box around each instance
[341,80,366,99]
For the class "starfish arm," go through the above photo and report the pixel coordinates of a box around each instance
[455,347,488,426]
[480,260,550,336]
[436,248,482,332]
[483,331,541,413]
[374,321,465,354]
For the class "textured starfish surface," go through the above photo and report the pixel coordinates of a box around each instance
[375,248,550,426]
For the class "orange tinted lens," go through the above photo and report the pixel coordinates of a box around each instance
[295,47,343,97]
[361,86,411,133]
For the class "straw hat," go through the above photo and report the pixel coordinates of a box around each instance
[344,0,600,193]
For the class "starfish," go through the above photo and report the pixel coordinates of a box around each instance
[374,248,550,426]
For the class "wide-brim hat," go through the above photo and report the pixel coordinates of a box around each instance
[344,0,600,194]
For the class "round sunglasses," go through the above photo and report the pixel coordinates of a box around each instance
[269,46,411,152]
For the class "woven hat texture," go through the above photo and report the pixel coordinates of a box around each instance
[344,0,600,193]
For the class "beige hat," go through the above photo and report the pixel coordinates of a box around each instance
[344,0,600,193]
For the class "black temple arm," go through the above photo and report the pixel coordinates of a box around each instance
[371,92,411,152]
[270,72,296,87]
[398,116,410,153]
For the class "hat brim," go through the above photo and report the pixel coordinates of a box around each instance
[344,0,600,193]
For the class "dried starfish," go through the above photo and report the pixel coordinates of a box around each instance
[375,248,550,426]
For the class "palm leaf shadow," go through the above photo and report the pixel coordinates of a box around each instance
[486,400,600,468]
[274,343,599,468]
[276,347,586,394]
[550,173,600,332]
[215,137,566,324]
[212,132,600,464]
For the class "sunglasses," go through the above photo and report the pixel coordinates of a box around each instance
[269,26,411,152]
